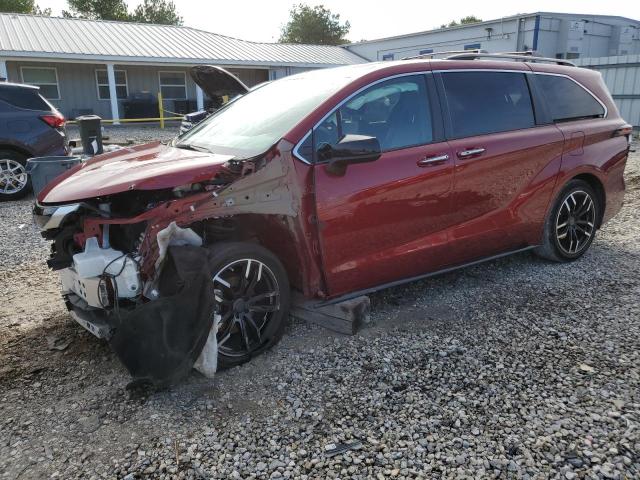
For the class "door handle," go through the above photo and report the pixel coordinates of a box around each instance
[457,147,486,158]
[417,154,449,167]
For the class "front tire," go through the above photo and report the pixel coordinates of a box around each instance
[206,242,290,370]
[0,150,31,201]
[535,179,600,262]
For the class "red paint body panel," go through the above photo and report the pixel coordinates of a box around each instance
[445,125,565,264]
[38,142,234,204]
[314,142,455,296]
[39,59,630,301]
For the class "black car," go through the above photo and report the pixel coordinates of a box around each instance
[0,82,69,200]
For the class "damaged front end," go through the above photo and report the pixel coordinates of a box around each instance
[34,140,319,385]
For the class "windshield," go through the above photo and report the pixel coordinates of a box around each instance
[175,66,372,158]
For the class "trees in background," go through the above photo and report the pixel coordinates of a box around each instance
[280,4,350,45]
[0,0,51,15]
[63,0,129,21]
[61,0,182,25]
[440,15,483,28]
[130,0,182,25]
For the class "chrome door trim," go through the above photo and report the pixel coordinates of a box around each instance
[292,129,312,165]
[457,148,486,158]
[417,154,449,166]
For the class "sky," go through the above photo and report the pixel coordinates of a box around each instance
[34,0,640,43]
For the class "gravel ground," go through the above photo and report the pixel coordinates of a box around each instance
[1,144,639,479]
[66,123,180,145]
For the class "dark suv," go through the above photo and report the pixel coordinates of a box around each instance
[0,82,68,200]
[34,54,631,384]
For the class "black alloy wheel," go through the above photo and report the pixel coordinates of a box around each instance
[206,243,290,369]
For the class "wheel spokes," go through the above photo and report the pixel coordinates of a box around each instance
[212,259,280,358]
[555,190,596,255]
[0,159,27,194]
[243,313,263,344]
[248,304,279,313]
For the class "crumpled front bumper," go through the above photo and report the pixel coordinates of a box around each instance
[64,246,215,385]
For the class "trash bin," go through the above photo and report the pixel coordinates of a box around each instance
[76,115,103,155]
[26,156,82,198]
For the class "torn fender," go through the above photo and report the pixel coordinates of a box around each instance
[109,245,214,386]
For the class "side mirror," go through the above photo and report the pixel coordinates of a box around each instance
[319,134,382,175]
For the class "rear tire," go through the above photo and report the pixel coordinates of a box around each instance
[535,179,600,262]
[0,150,31,201]
[205,242,290,370]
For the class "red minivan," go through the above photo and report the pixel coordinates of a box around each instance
[34,54,631,384]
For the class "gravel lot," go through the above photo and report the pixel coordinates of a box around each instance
[1,144,639,479]
[66,123,181,145]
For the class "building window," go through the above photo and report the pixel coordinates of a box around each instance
[159,71,187,99]
[464,43,482,50]
[96,69,128,100]
[382,53,394,61]
[21,67,60,100]
[419,49,434,55]
[566,53,580,59]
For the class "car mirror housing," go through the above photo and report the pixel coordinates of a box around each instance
[320,134,382,175]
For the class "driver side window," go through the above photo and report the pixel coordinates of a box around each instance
[314,75,432,158]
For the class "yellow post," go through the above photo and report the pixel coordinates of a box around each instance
[158,91,164,129]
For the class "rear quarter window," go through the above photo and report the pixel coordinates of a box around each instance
[536,75,605,122]
[0,87,51,111]
[440,71,535,138]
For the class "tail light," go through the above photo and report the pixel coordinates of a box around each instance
[40,113,66,129]
[613,123,633,141]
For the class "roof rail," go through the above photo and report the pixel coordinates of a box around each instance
[445,52,576,67]
[401,49,487,60]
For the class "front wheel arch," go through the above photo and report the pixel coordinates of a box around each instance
[204,241,291,370]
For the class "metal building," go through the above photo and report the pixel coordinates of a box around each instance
[345,12,640,61]
[345,12,640,129]
[0,13,365,122]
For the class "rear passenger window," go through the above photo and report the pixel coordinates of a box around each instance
[314,75,432,155]
[0,88,50,111]
[536,75,605,122]
[441,71,535,138]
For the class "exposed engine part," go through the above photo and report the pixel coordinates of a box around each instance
[60,237,141,308]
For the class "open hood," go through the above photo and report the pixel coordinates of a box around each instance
[38,142,234,204]
[189,65,250,100]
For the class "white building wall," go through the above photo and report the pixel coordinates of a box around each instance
[346,13,640,61]
[575,54,640,128]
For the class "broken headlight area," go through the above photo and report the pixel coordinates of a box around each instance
[33,145,303,384]
[35,196,221,385]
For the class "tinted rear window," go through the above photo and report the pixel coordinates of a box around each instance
[0,87,51,111]
[441,71,535,137]
[536,75,605,122]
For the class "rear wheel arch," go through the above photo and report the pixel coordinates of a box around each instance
[570,173,605,228]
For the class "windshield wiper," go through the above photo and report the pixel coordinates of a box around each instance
[174,143,212,153]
